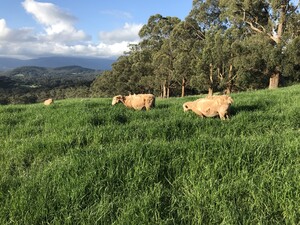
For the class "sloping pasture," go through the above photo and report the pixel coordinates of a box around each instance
[0,85,299,224]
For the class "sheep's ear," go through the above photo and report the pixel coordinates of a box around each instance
[117,95,125,102]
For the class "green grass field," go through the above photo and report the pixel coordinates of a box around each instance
[0,85,300,224]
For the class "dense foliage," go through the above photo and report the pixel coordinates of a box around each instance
[91,0,300,97]
[0,84,299,224]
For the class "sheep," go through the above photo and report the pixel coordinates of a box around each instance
[43,98,53,106]
[112,94,155,110]
[206,94,234,105]
[183,95,233,120]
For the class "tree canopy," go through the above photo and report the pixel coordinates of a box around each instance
[91,0,299,97]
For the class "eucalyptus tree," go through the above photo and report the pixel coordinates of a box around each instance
[128,44,155,94]
[220,26,250,93]
[139,14,171,51]
[188,0,231,95]
[195,30,219,95]
[111,55,135,95]
[170,19,204,97]
[189,0,223,30]
[90,70,115,97]
[282,36,300,84]
[139,14,181,97]
[220,0,300,89]
[91,55,133,96]
[231,33,272,90]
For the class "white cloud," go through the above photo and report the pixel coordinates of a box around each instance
[0,0,143,59]
[22,0,89,42]
[99,23,142,44]
[0,19,36,42]
[0,19,10,37]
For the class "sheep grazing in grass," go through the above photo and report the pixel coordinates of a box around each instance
[112,94,155,110]
[183,95,233,120]
[43,98,54,106]
[206,94,233,104]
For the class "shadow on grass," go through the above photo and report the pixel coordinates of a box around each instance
[111,114,128,125]
[155,104,170,109]
[230,104,263,116]
[89,116,105,126]
[1,107,26,113]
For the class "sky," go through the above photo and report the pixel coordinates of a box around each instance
[0,0,192,59]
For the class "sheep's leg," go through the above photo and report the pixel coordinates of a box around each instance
[193,109,204,118]
[218,111,226,120]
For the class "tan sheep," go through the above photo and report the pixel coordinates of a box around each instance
[183,95,233,120]
[43,98,53,106]
[206,94,234,106]
[112,94,155,110]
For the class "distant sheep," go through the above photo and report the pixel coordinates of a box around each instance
[43,98,53,106]
[112,94,155,110]
[183,95,233,120]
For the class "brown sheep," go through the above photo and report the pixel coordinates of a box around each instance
[183,95,233,120]
[43,98,53,106]
[112,94,155,110]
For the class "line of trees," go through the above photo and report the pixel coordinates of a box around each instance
[91,0,300,97]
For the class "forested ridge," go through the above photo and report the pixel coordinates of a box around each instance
[1,0,299,104]
[0,66,98,104]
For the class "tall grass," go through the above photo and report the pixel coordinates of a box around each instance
[0,85,299,224]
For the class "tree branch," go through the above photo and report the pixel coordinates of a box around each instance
[245,20,279,44]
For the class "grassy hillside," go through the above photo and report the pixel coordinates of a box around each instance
[0,85,299,224]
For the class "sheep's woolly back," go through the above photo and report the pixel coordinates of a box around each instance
[44,98,53,106]
[112,94,155,110]
[183,95,234,120]
[206,95,233,105]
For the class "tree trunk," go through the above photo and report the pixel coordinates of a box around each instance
[226,64,233,94]
[162,80,167,98]
[267,4,285,89]
[217,67,222,81]
[208,88,213,96]
[245,3,286,89]
[208,63,213,96]
[269,72,280,89]
[181,78,186,97]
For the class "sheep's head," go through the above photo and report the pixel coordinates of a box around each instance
[183,102,192,112]
[227,96,234,104]
[112,95,123,105]
[216,96,234,105]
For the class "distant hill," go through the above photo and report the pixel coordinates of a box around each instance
[3,65,97,77]
[0,56,116,71]
[0,65,100,104]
